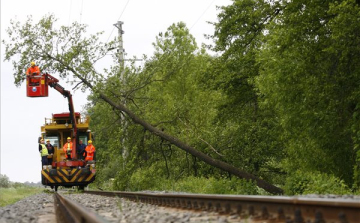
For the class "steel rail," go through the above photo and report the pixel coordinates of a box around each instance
[84,190,360,223]
[54,193,110,223]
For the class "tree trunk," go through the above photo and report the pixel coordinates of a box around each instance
[98,92,284,194]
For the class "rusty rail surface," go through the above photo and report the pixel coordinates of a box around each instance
[54,193,109,223]
[84,190,360,223]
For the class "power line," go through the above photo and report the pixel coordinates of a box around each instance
[110,0,219,72]
[79,0,84,23]
[190,0,216,30]
[68,0,73,26]
[106,0,131,44]
[117,0,131,22]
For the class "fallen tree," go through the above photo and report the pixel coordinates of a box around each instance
[3,15,283,194]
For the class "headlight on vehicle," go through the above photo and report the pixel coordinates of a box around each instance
[47,165,52,170]
[43,165,47,170]
[91,164,95,168]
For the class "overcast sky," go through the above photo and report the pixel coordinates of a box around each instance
[0,0,231,183]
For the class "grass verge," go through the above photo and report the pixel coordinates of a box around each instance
[0,187,44,207]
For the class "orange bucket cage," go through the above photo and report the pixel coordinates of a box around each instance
[26,75,49,97]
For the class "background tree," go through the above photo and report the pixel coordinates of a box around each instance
[0,174,11,188]
[208,0,360,192]
[88,22,282,193]
[207,0,286,185]
[255,0,360,187]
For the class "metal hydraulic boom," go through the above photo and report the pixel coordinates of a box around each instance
[26,73,78,159]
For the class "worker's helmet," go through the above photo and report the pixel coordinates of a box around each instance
[30,61,35,66]
[46,139,50,142]
[67,137,71,140]
[88,140,92,144]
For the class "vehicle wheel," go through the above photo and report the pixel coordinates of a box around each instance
[78,185,85,191]
[55,186,58,192]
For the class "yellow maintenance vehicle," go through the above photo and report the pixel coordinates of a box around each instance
[27,73,96,191]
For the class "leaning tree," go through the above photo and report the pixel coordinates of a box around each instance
[3,15,283,194]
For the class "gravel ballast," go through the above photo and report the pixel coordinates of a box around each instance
[0,193,54,223]
[0,192,234,223]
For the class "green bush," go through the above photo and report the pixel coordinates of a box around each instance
[12,182,25,188]
[170,176,259,195]
[125,169,259,195]
[128,165,163,191]
[284,170,351,195]
[0,174,10,188]
[106,160,261,195]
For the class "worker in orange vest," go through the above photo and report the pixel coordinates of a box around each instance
[26,61,41,76]
[63,137,73,159]
[84,140,96,161]
[26,61,41,86]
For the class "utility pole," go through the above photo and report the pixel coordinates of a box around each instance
[113,21,128,164]
[114,21,125,73]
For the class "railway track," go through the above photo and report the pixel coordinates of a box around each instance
[54,192,109,223]
[12,190,358,222]
[83,190,360,223]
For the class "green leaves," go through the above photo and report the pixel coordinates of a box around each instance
[2,14,117,87]
[207,0,360,190]
[284,170,351,195]
[255,0,360,185]
[86,22,235,190]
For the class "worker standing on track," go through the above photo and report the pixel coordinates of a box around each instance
[39,139,49,167]
[63,137,73,160]
[84,140,96,161]
[26,61,41,76]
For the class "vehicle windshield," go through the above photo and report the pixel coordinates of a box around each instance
[45,137,58,148]
[79,136,88,145]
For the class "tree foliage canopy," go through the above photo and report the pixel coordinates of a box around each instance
[210,0,360,188]
[3,14,117,88]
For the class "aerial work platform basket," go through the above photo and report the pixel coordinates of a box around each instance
[26,75,49,97]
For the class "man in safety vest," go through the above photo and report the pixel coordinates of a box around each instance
[84,140,96,161]
[63,137,73,159]
[39,139,49,166]
[26,61,41,86]
[26,61,41,76]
